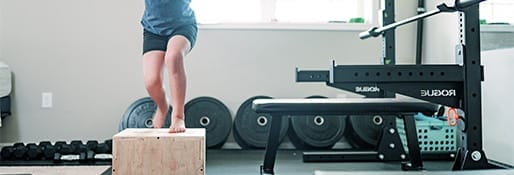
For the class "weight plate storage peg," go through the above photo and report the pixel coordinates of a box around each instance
[185,96,232,148]
[119,97,172,131]
[233,96,289,149]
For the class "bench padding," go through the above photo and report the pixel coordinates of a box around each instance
[252,98,438,115]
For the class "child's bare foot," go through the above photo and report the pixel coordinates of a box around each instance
[169,114,186,133]
[152,108,167,128]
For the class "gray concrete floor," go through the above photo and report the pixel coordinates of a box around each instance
[206,149,452,175]
[0,166,110,175]
[0,149,511,175]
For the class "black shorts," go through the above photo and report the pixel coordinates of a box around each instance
[142,24,198,54]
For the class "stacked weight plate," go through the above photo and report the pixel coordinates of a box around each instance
[233,96,289,149]
[185,96,232,148]
[347,115,384,149]
[118,97,172,131]
[288,96,347,150]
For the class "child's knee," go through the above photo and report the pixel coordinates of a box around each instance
[164,50,184,64]
[144,76,162,90]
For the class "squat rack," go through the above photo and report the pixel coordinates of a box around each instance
[254,0,505,174]
[303,0,489,169]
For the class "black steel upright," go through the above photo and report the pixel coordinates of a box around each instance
[452,3,489,170]
[381,0,396,98]
[416,0,425,65]
[382,0,395,65]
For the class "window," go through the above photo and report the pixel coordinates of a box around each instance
[190,0,376,25]
[275,0,372,23]
[190,0,262,23]
[480,0,514,24]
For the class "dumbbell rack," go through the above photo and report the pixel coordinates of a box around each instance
[0,140,112,166]
[295,0,496,170]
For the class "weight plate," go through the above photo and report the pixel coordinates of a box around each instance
[289,96,347,150]
[185,96,232,148]
[119,97,172,131]
[232,123,248,149]
[233,96,289,149]
[347,115,383,149]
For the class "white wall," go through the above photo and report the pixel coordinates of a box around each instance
[482,48,514,165]
[0,0,147,142]
[423,0,459,64]
[0,4,3,59]
[394,0,418,64]
[0,0,418,144]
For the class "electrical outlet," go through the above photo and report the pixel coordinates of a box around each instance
[42,92,53,108]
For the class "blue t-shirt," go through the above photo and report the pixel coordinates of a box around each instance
[141,0,197,36]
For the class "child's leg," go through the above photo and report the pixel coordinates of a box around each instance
[142,51,169,128]
[164,35,191,133]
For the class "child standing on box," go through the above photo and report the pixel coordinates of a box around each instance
[141,0,197,133]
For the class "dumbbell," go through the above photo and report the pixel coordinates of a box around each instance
[26,143,42,160]
[39,141,56,160]
[86,140,99,151]
[54,141,66,150]
[93,142,113,160]
[86,140,99,160]
[60,144,74,155]
[53,141,75,161]
[1,146,14,160]
[12,142,27,159]
[55,141,73,155]
[95,143,110,154]
[39,141,52,147]
[105,139,112,154]
[53,141,65,161]
[70,140,96,161]
[85,149,96,160]
[76,144,95,160]
[70,140,83,153]
[72,142,87,160]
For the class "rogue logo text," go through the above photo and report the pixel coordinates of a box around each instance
[420,89,457,97]
[355,86,380,93]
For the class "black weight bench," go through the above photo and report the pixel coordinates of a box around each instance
[252,98,439,175]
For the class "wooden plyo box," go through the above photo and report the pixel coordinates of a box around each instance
[112,128,205,175]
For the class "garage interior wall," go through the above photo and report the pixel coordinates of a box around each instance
[1,0,512,165]
[423,0,459,64]
[482,48,514,166]
[0,5,3,59]
[0,0,417,143]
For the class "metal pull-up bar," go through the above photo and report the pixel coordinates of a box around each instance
[359,0,486,40]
